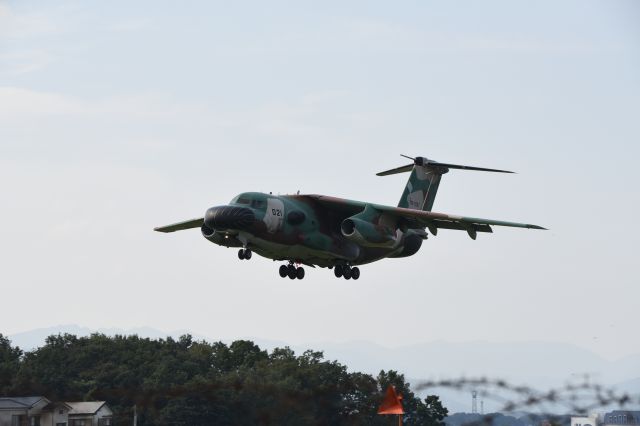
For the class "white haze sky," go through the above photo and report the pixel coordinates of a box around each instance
[1,1,639,360]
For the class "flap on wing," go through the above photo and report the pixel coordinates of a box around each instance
[154,218,204,233]
[433,221,493,233]
[376,206,546,233]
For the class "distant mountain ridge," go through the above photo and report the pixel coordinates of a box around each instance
[7,325,639,413]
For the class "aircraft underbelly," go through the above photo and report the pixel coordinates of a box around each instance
[241,232,399,266]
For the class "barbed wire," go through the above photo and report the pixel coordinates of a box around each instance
[414,376,638,415]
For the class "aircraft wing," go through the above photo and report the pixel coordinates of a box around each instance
[154,218,204,233]
[305,195,545,239]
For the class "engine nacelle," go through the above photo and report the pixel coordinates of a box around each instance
[201,224,223,243]
[340,217,397,247]
[389,233,423,258]
[201,225,242,247]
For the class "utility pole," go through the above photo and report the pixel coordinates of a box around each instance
[133,404,137,426]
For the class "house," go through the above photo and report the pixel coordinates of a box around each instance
[66,402,113,426]
[603,411,640,426]
[0,396,71,426]
[0,398,112,426]
[572,415,598,426]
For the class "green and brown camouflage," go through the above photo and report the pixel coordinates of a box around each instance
[396,160,445,211]
[155,155,545,280]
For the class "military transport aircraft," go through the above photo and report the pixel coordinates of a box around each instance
[155,155,545,280]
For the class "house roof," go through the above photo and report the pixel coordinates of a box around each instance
[43,401,73,411]
[66,401,107,415]
[0,397,48,410]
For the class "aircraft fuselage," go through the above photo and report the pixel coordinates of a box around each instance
[201,192,422,268]
[156,155,545,280]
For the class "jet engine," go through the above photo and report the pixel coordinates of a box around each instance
[201,224,223,243]
[340,217,397,247]
[201,224,242,247]
[389,232,423,258]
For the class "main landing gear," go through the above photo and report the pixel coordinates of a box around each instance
[238,248,252,260]
[279,263,305,280]
[333,265,360,280]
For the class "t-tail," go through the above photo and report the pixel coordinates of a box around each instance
[377,155,514,211]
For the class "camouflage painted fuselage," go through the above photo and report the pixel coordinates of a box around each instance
[201,192,423,267]
[156,156,544,276]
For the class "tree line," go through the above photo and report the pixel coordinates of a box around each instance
[0,333,448,425]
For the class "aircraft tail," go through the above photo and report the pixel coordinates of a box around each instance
[377,155,513,211]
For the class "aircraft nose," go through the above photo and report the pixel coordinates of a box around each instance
[204,205,255,230]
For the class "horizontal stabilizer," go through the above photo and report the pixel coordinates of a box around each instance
[376,164,414,176]
[377,155,514,176]
[154,218,204,233]
[429,162,513,173]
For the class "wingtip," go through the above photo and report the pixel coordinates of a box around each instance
[529,225,548,230]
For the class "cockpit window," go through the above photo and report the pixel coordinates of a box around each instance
[232,194,262,207]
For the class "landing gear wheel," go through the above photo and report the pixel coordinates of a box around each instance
[351,267,360,280]
[334,265,343,278]
[296,267,305,280]
[279,265,288,278]
[343,267,352,280]
[287,264,297,280]
[238,248,252,260]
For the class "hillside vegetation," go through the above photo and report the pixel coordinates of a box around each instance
[0,333,447,425]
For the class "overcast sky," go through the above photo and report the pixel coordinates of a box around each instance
[1,0,639,360]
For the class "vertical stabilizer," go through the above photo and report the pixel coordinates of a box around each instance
[397,164,446,211]
[376,155,513,212]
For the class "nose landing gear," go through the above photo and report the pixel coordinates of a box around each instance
[238,248,252,260]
